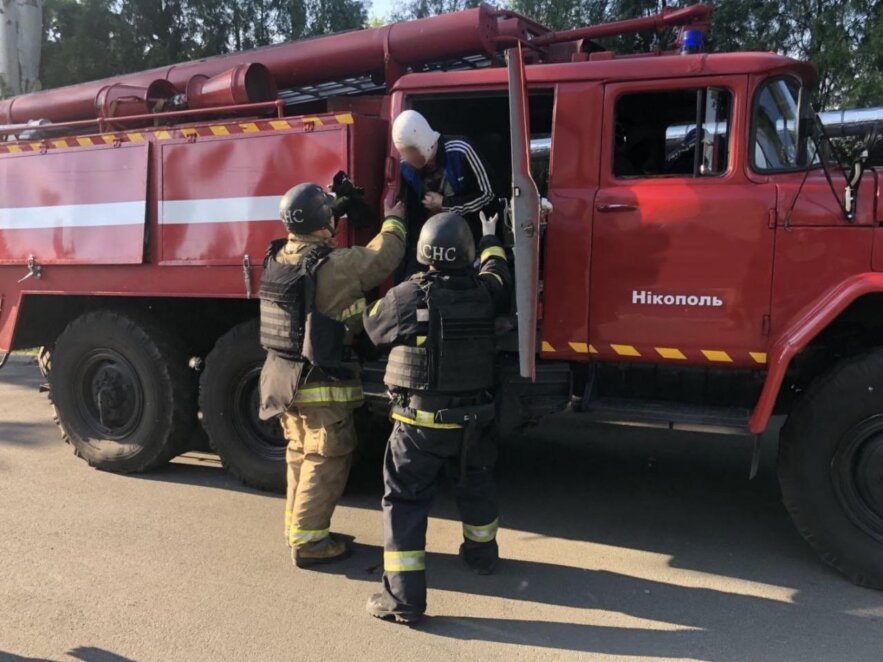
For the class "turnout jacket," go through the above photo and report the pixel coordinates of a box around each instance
[259,216,406,418]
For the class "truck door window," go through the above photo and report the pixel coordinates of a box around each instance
[752,78,817,172]
[614,88,732,179]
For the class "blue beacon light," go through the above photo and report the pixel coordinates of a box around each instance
[681,29,705,54]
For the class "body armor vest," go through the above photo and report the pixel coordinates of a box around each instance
[258,240,344,368]
[385,274,495,394]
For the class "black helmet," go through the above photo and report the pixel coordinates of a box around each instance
[279,183,335,235]
[417,212,475,270]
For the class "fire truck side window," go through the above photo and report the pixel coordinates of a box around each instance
[614,88,732,179]
[752,78,818,172]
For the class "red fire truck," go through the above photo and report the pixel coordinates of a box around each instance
[1,3,882,588]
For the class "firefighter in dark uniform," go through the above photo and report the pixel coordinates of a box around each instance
[362,210,511,623]
[258,181,406,568]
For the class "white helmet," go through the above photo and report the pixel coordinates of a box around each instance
[392,110,440,163]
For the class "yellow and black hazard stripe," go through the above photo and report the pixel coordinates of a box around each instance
[541,341,768,366]
[0,112,356,155]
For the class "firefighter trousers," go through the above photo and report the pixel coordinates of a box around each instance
[280,404,357,548]
[381,419,499,613]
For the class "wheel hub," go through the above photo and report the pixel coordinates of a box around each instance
[855,435,883,519]
[833,417,883,543]
[75,350,144,439]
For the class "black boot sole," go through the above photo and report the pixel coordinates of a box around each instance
[294,546,352,569]
[367,607,422,625]
[460,554,498,576]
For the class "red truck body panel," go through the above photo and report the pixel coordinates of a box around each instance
[0,143,149,265]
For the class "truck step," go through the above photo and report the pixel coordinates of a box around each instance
[581,398,751,435]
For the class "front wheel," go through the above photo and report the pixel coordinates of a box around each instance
[779,349,883,589]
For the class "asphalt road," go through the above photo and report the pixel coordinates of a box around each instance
[2,355,883,662]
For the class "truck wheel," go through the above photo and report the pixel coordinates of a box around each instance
[199,319,286,493]
[49,310,196,473]
[779,349,883,588]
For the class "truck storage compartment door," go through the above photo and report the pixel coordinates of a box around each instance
[0,142,149,265]
[507,44,541,381]
[159,125,349,265]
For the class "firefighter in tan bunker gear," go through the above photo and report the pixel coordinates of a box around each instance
[258,181,406,568]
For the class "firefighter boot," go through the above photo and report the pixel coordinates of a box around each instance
[366,591,423,625]
[292,533,351,568]
[459,539,499,576]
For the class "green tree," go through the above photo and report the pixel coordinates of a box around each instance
[41,0,135,87]
[118,0,200,69]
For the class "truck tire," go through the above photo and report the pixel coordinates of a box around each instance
[199,319,287,493]
[49,310,196,474]
[779,348,883,589]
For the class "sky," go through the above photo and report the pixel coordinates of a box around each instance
[369,0,396,21]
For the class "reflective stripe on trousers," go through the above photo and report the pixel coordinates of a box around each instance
[463,518,499,543]
[384,550,426,572]
[288,527,330,546]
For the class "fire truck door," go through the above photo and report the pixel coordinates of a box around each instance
[590,77,776,367]
[507,44,541,380]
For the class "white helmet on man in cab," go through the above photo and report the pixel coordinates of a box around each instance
[392,110,440,167]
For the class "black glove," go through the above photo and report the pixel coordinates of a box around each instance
[329,171,376,228]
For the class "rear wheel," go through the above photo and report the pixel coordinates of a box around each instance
[779,349,883,588]
[49,309,196,473]
[199,319,286,492]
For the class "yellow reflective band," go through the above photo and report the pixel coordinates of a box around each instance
[416,336,427,346]
[463,518,499,543]
[291,384,364,405]
[369,300,382,317]
[382,218,407,239]
[391,410,462,429]
[480,246,507,263]
[339,297,367,321]
[384,550,426,572]
[656,347,687,360]
[479,271,503,286]
[702,350,733,363]
[288,527,330,544]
